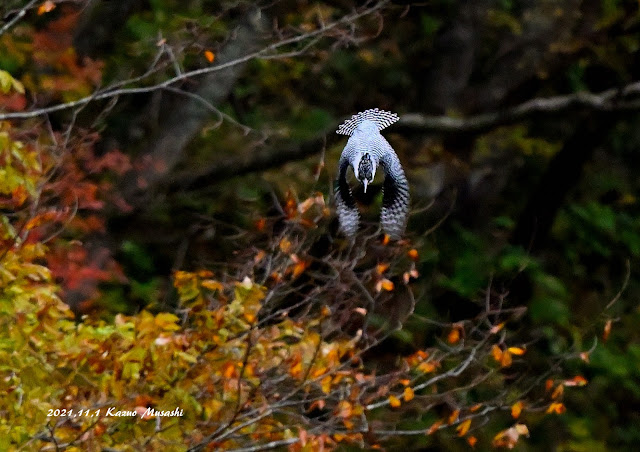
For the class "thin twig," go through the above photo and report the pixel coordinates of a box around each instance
[0,0,38,38]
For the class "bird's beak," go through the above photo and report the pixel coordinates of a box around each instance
[363,179,368,193]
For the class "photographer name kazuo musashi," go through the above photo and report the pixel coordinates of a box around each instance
[106,407,184,417]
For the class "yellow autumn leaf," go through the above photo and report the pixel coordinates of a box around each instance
[546,402,566,414]
[551,384,564,399]
[201,279,224,291]
[456,418,472,437]
[204,50,215,62]
[388,395,401,408]
[154,312,181,331]
[511,401,524,419]
[507,346,526,355]
[37,1,56,15]
[417,361,437,373]
[321,376,332,394]
[403,386,415,402]
[500,350,513,367]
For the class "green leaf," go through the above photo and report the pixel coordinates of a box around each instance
[0,70,24,94]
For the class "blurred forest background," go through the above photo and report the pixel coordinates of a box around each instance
[2,0,640,450]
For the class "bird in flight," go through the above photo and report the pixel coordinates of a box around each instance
[334,108,410,239]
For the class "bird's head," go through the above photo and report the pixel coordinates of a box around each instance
[353,152,377,193]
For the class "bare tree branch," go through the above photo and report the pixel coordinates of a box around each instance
[397,82,640,134]
[225,437,299,452]
[0,0,38,38]
[164,81,640,190]
[0,1,391,121]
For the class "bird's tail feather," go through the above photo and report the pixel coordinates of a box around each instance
[336,108,399,136]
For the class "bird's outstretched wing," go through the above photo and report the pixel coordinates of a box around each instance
[334,155,359,237]
[380,142,410,239]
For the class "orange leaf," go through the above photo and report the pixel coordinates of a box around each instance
[290,361,303,378]
[222,362,235,379]
[427,420,443,435]
[255,217,266,231]
[376,263,389,274]
[469,403,482,413]
[511,401,524,419]
[337,400,352,417]
[490,322,505,334]
[447,327,461,344]
[279,237,292,253]
[379,278,394,292]
[467,436,478,447]
[546,402,566,414]
[564,376,588,387]
[448,409,460,424]
[408,248,419,261]
[500,350,513,368]
[204,50,215,62]
[308,399,326,412]
[403,386,415,402]
[417,361,437,373]
[94,422,106,435]
[491,345,503,362]
[254,250,266,264]
[382,234,390,245]
[603,319,612,341]
[551,384,564,399]
[456,418,472,437]
[38,1,56,15]
[545,379,554,392]
[389,395,401,408]
[291,260,308,278]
